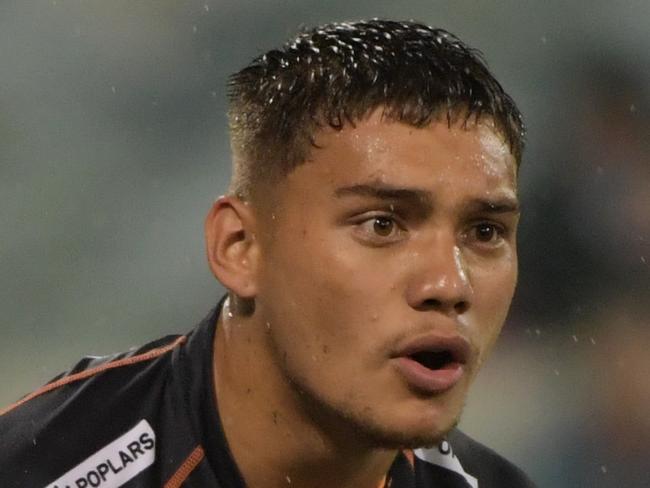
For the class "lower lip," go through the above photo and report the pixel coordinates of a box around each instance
[393,357,465,394]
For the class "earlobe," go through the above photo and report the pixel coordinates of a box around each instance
[204,196,259,298]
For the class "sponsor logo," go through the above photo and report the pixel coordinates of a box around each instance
[46,419,155,488]
[414,440,478,488]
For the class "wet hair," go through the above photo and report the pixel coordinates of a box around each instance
[228,19,525,199]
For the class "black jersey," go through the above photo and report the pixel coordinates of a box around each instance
[0,304,536,488]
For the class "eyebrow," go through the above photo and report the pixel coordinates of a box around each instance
[465,197,520,215]
[334,183,519,215]
[334,184,434,211]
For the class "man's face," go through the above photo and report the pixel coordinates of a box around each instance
[253,110,519,448]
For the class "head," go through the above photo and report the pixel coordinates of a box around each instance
[207,19,524,449]
[227,19,524,200]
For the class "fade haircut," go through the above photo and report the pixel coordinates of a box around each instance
[227,19,525,199]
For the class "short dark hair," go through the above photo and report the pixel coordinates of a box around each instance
[228,19,525,198]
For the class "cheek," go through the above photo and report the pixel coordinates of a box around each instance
[259,223,366,339]
[469,258,517,346]
[259,218,406,369]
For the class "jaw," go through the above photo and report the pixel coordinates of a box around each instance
[277,354,472,451]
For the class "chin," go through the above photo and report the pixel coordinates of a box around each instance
[356,415,460,450]
[343,399,463,450]
[380,395,468,449]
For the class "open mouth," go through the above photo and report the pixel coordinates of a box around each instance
[408,350,456,370]
[392,334,470,393]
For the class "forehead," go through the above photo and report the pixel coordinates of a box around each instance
[292,111,517,197]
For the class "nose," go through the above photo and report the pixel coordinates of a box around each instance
[405,237,473,316]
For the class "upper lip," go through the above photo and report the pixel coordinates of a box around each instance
[391,333,472,365]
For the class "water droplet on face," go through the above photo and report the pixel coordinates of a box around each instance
[286,475,292,484]
[266,321,271,329]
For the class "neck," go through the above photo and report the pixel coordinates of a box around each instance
[213,309,397,488]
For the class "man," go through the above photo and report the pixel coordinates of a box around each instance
[0,19,535,487]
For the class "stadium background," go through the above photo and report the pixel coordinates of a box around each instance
[1,1,648,486]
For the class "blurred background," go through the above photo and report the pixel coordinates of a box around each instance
[1,1,648,486]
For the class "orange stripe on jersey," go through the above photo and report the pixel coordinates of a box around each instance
[0,335,187,417]
[403,448,415,468]
[163,445,205,488]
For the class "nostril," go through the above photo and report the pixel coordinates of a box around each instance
[411,298,470,314]
[454,301,469,314]
[417,298,442,311]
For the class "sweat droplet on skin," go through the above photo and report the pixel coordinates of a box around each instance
[453,246,469,285]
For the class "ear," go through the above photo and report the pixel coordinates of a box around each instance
[204,196,259,298]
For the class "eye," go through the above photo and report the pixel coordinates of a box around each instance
[476,223,498,241]
[353,214,405,245]
[372,216,395,236]
[470,222,506,245]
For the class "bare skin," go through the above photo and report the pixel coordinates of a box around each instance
[205,109,519,488]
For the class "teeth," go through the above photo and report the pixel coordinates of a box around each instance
[410,350,453,370]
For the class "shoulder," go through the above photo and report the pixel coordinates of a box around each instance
[0,334,186,486]
[1,333,185,420]
[413,429,537,488]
